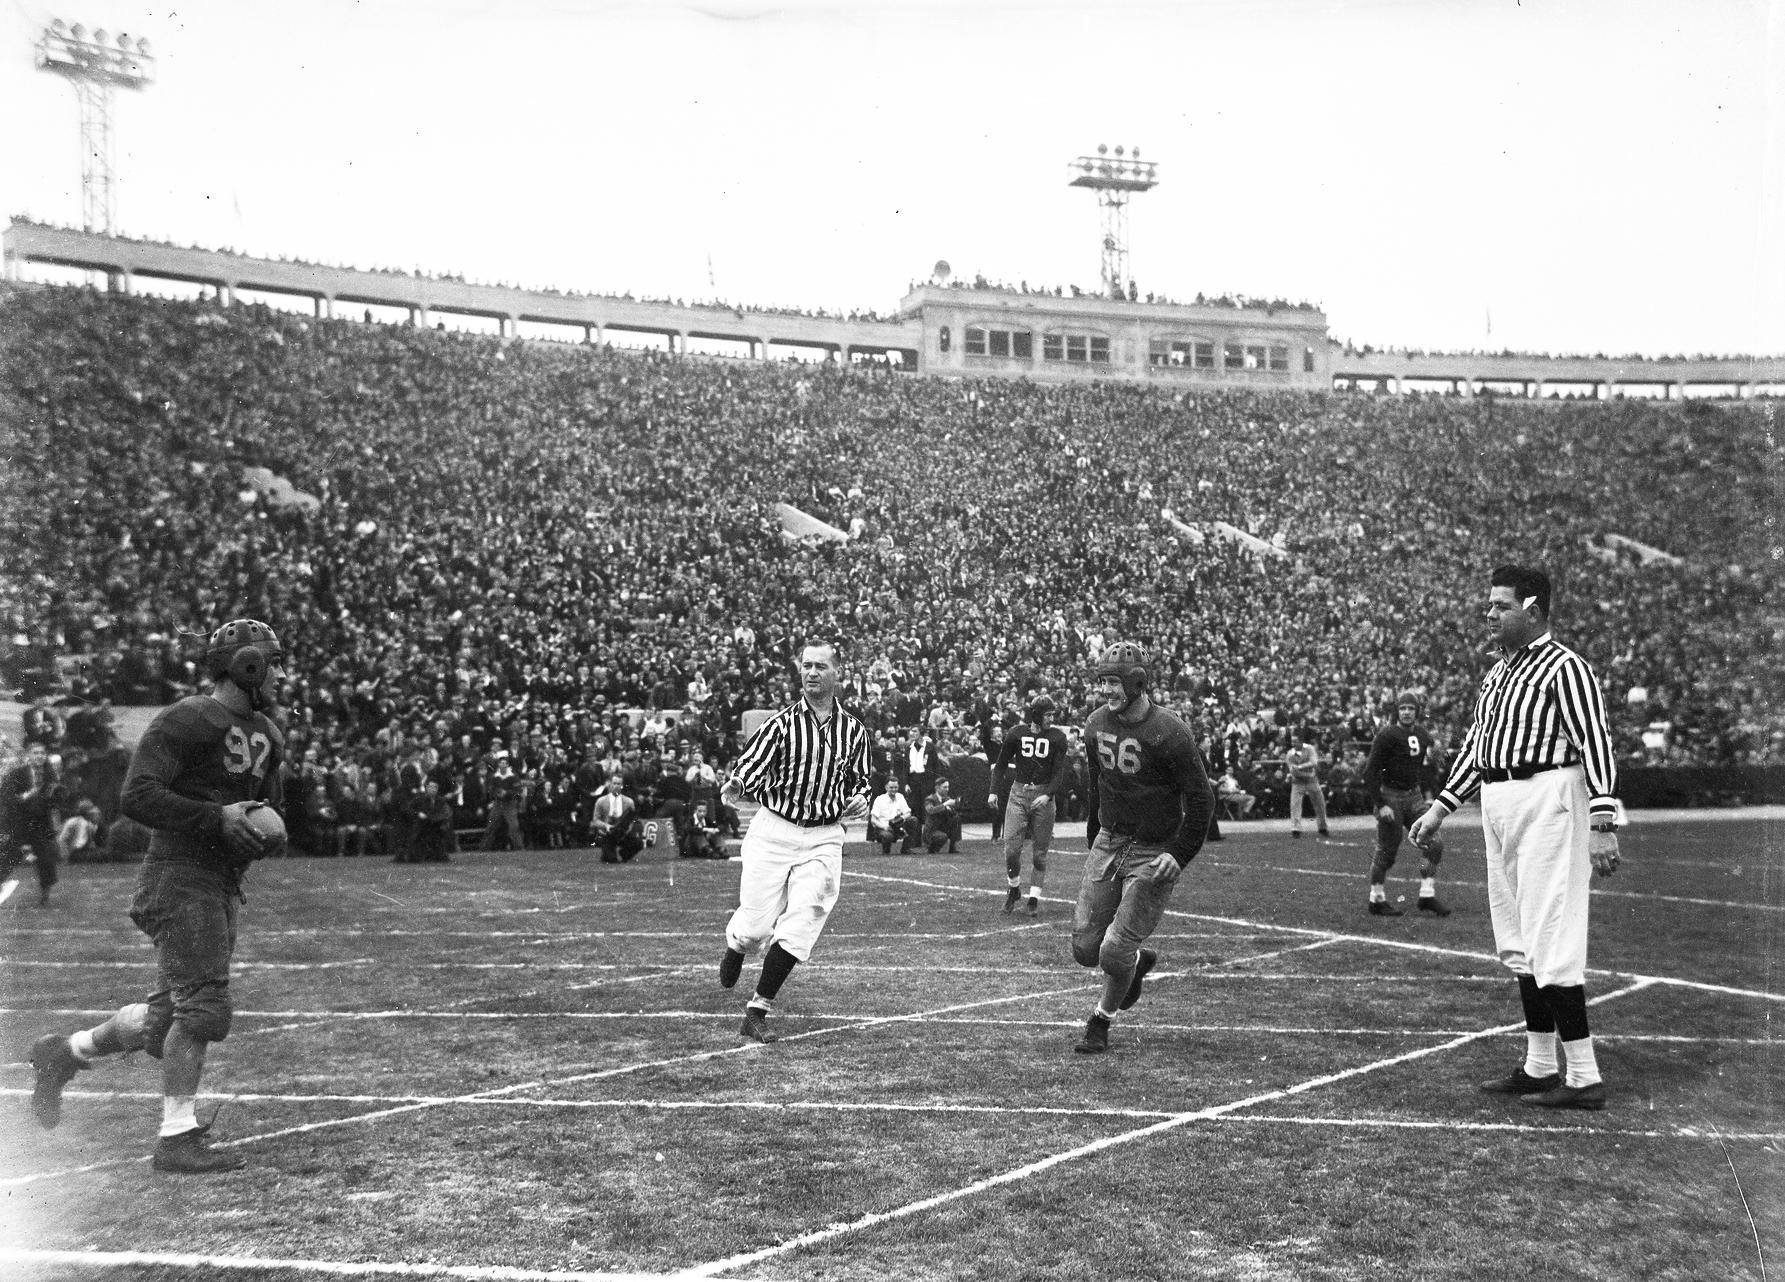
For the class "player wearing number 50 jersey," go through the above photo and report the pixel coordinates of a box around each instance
[27,618,287,1174]
[1070,642,1212,1055]
[990,696,1069,916]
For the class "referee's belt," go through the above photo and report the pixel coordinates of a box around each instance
[1480,762,1571,783]
[767,806,838,828]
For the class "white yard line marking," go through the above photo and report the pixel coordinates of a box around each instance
[0,1248,747,1281]
[1224,1114,1785,1142]
[681,982,1659,1277]
[0,981,1115,1188]
[849,869,1785,1003]
[11,1088,1778,1143]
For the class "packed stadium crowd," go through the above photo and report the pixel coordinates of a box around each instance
[3,283,1778,857]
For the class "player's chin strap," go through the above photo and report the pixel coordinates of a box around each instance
[238,674,268,713]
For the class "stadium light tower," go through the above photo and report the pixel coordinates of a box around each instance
[1068,144,1157,300]
[36,19,156,234]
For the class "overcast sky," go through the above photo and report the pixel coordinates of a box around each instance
[2,0,1781,357]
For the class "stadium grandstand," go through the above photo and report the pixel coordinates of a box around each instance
[2,222,1781,853]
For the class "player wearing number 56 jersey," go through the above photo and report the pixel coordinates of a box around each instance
[1070,642,1211,1055]
[27,618,287,1174]
[990,696,1069,916]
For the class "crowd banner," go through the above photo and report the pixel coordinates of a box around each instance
[774,502,849,544]
[1210,520,1288,560]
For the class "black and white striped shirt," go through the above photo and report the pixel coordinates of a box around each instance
[1435,633,1618,819]
[730,697,872,825]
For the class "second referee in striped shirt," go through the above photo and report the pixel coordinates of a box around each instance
[1412,564,1621,1111]
[718,637,872,1044]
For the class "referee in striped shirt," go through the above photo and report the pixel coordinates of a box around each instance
[1412,564,1620,1111]
[717,637,872,1044]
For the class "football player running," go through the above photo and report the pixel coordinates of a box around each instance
[989,695,1069,916]
[1362,690,1449,917]
[1070,642,1212,1055]
[27,619,287,1173]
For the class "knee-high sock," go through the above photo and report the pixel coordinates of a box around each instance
[754,942,800,1004]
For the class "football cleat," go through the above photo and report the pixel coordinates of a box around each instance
[1119,948,1157,1011]
[152,1124,246,1174]
[1291,830,1301,839]
[1417,896,1453,917]
[1026,895,1039,917]
[1073,1013,1110,1055]
[738,1007,777,1044]
[718,948,745,990]
[1520,1081,1607,1111]
[1479,1067,1562,1095]
[1003,887,1022,915]
[29,1033,88,1129]
[1367,900,1404,917]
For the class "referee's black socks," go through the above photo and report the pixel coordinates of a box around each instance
[755,943,800,1003]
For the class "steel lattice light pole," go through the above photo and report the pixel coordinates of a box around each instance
[36,19,155,234]
[1068,145,1157,300]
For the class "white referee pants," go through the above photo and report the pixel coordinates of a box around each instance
[725,808,843,964]
[1481,765,1592,988]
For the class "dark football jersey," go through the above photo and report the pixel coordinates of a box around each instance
[993,725,1070,792]
[1085,702,1210,846]
[123,695,285,868]
[1363,723,1439,796]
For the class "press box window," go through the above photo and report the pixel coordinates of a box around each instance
[965,326,1031,358]
[1046,334,1110,363]
[1149,338,1211,368]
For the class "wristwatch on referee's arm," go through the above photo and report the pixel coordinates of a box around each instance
[1590,818,1617,834]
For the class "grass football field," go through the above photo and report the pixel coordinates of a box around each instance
[2,809,1781,1282]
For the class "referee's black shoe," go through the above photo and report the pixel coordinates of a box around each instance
[718,947,745,989]
[1478,1067,1562,1095]
[1520,1081,1607,1111]
[1367,900,1404,917]
[739,1007,778,1044]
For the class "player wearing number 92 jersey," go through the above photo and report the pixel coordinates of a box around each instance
[27,618,286,1176]
[125,696,286,873]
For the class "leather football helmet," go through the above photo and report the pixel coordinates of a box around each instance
[204,619,284,691]
[1093,641,1152,704]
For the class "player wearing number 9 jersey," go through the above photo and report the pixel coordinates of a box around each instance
[26,618,286,1174]
[1069,641,1212,1055]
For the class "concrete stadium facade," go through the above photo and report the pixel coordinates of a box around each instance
[7,219,1782,397]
